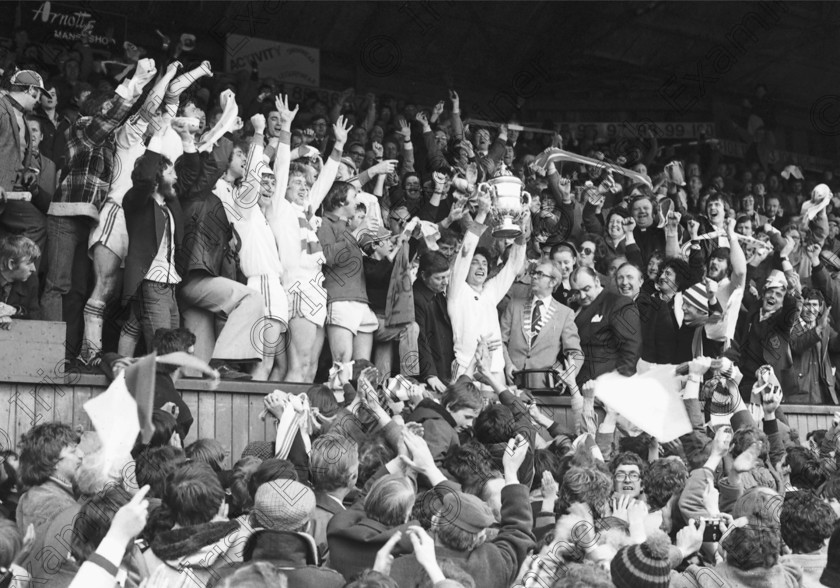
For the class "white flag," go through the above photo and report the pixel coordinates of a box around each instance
[594,365,691,442]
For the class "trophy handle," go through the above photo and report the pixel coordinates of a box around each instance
[521,191,532,208]
[476,182,493,198]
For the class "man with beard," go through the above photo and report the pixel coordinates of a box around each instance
[688,218,747,352]
[636,244,705,367]
[122,114,198,349]
[731,269,799,401]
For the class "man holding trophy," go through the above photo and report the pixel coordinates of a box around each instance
[447,173,529,385]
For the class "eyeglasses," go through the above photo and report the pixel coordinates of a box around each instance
[530,270,552,279]
[613,471,641,482]
[581,247,595,256]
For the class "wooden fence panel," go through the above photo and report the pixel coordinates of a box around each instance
[0,375,837,462]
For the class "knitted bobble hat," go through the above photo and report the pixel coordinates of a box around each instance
[610,531,672,588]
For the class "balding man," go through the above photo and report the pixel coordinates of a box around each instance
[501,262,582,390]
[572,266,641,387]
[615,262,644,301]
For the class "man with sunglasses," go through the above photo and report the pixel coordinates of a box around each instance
[501,262,582,391]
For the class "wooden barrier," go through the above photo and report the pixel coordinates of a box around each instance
[0,321,65,383]
[0,375,837,469]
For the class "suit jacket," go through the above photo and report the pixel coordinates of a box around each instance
[574,290,641,384]
[413,279,454,382]
[180,138,240,282]
[311,491,344,564]
[790,318,840,404]
[122,149,198,303]
[732,294,798,398]
[327,479,460,580]
[501,296,582,380]
[0,94,30,192]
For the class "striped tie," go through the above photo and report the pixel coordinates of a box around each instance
[531,300,543,347]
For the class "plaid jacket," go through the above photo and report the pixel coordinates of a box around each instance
[48,89,137,220]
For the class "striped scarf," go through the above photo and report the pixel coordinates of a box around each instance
[294,203,322,255]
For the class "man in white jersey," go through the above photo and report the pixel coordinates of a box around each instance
[265,95,349,383]
[447,192,527,382]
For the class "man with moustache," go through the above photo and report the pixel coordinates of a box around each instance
[122,114,198,349]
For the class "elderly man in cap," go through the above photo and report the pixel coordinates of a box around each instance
[731,268,800,401]
[234,479,345,588]
[389,435,534,588]
[0,70,48,277]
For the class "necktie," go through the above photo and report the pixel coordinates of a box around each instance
[531,300,543,346]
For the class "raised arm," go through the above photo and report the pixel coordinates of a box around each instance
[449,89,464,140]
[449,217,484,303]
[233,114,266,220]
[310,115,350,211]
[85,58,158,146]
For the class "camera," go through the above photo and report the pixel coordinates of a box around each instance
[696,517,723,542]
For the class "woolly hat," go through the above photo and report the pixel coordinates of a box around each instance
[610,531,673,588]
[682,282,709,313]
[706,376,748,429]
[254,480,316,531]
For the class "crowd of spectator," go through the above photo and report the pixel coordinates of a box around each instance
[1,24,840,588]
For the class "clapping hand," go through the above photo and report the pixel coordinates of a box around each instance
[400,430,437,476]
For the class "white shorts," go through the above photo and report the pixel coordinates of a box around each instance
[287,275,328,326]
[247,274,289,328]
[327,300,380,335]
[89,199,128,262]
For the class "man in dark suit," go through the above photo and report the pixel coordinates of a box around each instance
[308,434,359,563]
[501,261,582,390]
[571,266,642,388]
[122,115,198,350]
[413,251,454,393]
[731,269,798,401]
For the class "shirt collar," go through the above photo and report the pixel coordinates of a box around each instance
[324,211,346,223]
[5,95,26,114]
[533,294,553,308]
